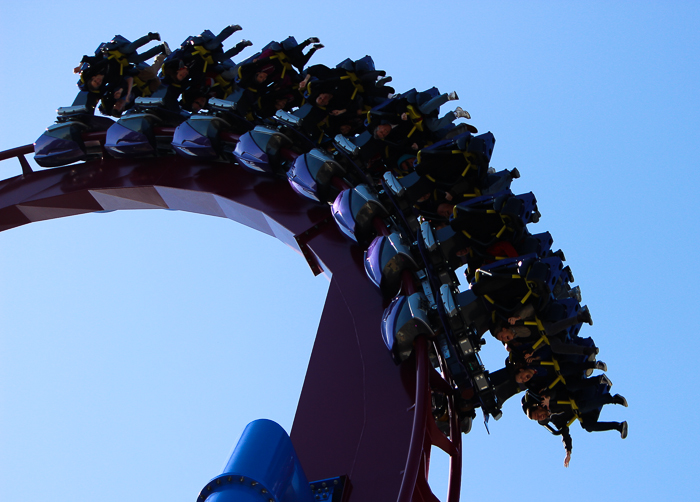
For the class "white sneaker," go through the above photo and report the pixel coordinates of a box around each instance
[448,91,459,101]
[454,106,471,119]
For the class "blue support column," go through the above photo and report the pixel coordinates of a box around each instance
[197,420,314,502]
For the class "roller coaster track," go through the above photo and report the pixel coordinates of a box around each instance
[0,145,464,502]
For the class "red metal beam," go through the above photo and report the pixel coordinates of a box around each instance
[0,153,422,502]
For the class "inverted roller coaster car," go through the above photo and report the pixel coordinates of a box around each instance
[287,148,348,203]
[413,131,493,192]
[34,106,114,168]
[471,253,564,315]
[364,232,419,298]
[450,190,539,251]
[233,125,295,175]
[104,98,188,158]
[172,115,230,159]
[172,95,254,160]
[331,184,390,244]
[104,113,162,157]
[381,292,435,363]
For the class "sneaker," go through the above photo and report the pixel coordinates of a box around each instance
[613,394,628,407]
[313,43,324,50]
[307,37,321,44]
[376,76,393,86]
[579,305,593,326]
[569,285,582,302]
[620,421,628,439]
[454,106,471,119]
[510,167,521,179]
[595,360,607,372]
[148,32,161,41]
[162,41,171,56]
[241,39,253,48]
[448,91,459,101]
[599,374,613,387]
[231,24,242,31]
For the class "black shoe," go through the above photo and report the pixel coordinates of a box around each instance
[578,305,593,326]
[307,37,320,44]
[148,32,161,41]
[620,421,628,439]
[599,374,613,387]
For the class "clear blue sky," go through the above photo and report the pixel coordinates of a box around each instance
[1,1,699,501]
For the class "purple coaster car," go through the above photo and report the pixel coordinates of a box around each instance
[233,126,292,175]
[331,185,388,243]
[287,148,345,203]
[172,116,225,159]
[381,292,435,363]
[105,113,166,158]
[364,232,419,298]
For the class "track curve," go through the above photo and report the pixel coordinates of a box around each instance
[0,151,440,502]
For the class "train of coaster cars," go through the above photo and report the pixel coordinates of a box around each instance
[32,28,605,436]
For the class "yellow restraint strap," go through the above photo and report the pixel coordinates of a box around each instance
[107,50,130,76]
[192,45,214,73]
